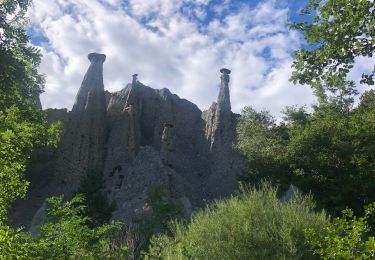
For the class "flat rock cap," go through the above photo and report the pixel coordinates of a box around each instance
[88,53,106,62]
[220,68,231,74]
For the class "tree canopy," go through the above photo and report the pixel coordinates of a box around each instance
[237,90,375,216]
[290,0,375,102]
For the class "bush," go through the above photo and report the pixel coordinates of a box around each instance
[144,183,328,260]
[0,195,128,259]
[41,195,127,259]
[305,202,375,259]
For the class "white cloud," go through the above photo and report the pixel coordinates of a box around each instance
[129,0,181,18]
[29,0,319,118]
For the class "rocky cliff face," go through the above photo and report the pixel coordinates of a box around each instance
[10,53,244,228]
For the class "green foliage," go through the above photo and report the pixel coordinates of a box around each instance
[305,203,375,259]
[36,195,128,259]
[144,183,328,259]
[77,170,116,227]
[237,91,375,216]
[0,0,45,110]
[0,195,128,259]
[0,107,60,222]
[0,224,40,260]
[0,0,61,223]
[135,187,183,256]
[235,107,290,190]
[286,0,375,216]
[287,94,375,214]
[290,0,375,100]
[145,187,183,226]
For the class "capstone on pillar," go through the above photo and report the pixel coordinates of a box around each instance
[72,52,106,112]
[132,74,138,86]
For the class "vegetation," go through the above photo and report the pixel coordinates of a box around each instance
[0,0,374,258]
[290,0,375,102]
[144,183,328,259]
[36,195,128,259]
[132,186,183,257]
[77,170,116,227]
[1,195,128,259]
[234,1,375,257]
[0,0,60,223]
[235,107,289,190]
[0,1,127,258]
[237,90,375,216]
[144,186,183,230]
[237,0,375,216]
[305,203,375,259]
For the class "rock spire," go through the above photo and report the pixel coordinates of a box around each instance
[217,68,231,112]
[51,52,107,197]
[132,74,138,85]
[72,53,106,112]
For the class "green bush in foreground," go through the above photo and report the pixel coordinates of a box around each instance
[144,183,328,260]
[0,195,128,260]
[305,202,375,259]
[37,195,128,259]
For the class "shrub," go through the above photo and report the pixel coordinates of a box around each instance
[305,202,375,259]
[37,195,128,259]
[144,182,328,260]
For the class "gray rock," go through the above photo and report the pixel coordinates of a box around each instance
[177,196,193,218]
[280,184,301,203]
[11,53,245,228]
[29,201,48,236]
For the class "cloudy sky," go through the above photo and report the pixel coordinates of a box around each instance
[26,0,371,117]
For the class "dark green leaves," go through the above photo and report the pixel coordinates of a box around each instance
[236,91,375,216]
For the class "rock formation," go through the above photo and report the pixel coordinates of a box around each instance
[10,53,243,228]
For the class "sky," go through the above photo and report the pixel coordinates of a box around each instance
[26,0,372,118]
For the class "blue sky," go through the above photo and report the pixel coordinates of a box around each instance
[27,0,326,117]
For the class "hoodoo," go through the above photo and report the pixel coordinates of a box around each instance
[11,54,244,229]
[73,53,106,112]
[52,53,107,197]
[218,68,231,112]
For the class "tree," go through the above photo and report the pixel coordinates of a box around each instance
[0,3,130,259]
[235,107,290,191]
[0,1,61,257]
[290,0,375,102]
[236,91,375,216]
[0,0,60,222]
[77,170,116,227]
[0,0,45,110]
[286,94,375,215]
